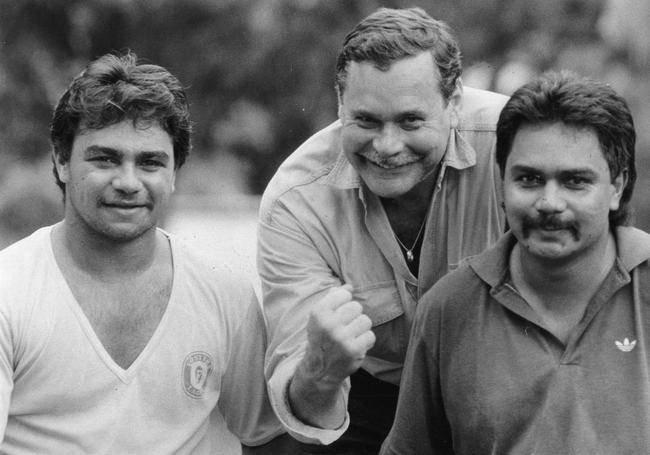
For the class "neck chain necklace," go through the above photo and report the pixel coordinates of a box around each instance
[393,214,428,263]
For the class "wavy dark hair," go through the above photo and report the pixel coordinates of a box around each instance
[50,51,191,193]
[335,7,462,103]
[496,70,636,226]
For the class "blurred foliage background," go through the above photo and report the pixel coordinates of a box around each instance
[1,0,650,248]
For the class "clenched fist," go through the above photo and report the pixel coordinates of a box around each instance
[302,285,376,389]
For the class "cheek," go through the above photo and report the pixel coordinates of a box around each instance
[341,128,371,152]
[411,129,448,159]
[151,176,176,200]
[503,189,532,222]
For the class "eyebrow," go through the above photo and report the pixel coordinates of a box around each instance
[348,107,428,118]
[83,145,120,157]
[83,145,171,164]
[509,164,599,177]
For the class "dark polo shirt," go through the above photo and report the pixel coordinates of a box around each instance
[383,227,650,455]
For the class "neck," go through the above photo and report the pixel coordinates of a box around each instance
[52,220,160,278]
[381,173,436,218]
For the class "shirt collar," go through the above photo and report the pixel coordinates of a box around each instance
[470,226,650,288]
[614,226,650,271]
[323,126,478,190]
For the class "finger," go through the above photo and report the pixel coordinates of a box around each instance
[341,283,353,293]
[334,300,363,322]
[318,286,354,312]
[341,330,376,361]
[354,330,376,352]
[340,313,372,338]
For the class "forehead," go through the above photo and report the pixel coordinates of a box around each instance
[507,122,608,173]
[72,119,173,155]
[341,52,444,108]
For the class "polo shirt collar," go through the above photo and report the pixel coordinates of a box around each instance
[469,231,516,288]
[615,226,650,271]
[470,226,650,288]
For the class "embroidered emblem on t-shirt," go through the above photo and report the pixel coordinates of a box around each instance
[182,351,214,398]
[615,338,637,352]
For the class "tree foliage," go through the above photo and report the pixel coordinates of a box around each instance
[1,0,649,245]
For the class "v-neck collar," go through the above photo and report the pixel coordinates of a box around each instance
[47,225,178,383]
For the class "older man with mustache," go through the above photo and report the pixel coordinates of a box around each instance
[257,7,508,453]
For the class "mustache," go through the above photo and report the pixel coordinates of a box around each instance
[521,214,579,240]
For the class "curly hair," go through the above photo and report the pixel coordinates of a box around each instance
[496,70,636,226]
[335,7,462,102]
[50,51,191,192]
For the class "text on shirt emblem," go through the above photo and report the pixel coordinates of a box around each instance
[182,351,214,398]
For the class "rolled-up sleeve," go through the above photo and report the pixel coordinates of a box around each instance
[257,198,350,445]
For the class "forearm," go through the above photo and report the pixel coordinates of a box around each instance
[288,358,347,429]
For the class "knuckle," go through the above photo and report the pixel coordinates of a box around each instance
[341,343,358,359]
[329,326,347,344]
[349,300,363,314]
[358,314,373,328]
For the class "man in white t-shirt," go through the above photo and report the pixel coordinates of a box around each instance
[0,51,283,454]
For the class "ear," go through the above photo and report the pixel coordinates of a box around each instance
[53,151,70,184]
[609,169,628,211]
[447,78,463,129]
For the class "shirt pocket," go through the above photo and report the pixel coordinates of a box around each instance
[354,281,408,363]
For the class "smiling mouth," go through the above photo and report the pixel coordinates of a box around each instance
[363,157,419,170]
[103,203,147,210]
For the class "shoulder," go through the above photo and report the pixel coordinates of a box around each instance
[259,121,344,219]
[0,226,57,327]
[0,226,52,284]
[417,261,487,322]
[167,233,258,316]
[458,86,509,132]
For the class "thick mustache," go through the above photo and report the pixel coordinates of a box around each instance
[521,215,579,239]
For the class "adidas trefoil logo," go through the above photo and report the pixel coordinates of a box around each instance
[615,338,637,352]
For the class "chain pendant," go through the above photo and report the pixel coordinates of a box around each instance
[406,250,414,262]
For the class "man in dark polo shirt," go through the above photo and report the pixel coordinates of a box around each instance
[382,70,650,454]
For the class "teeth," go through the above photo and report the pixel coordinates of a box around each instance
[367,160,411,169]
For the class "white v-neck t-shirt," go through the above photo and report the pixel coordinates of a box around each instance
[0,225,282,454]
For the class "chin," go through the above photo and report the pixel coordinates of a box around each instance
[363,177,414,200]
[95,221,156,242]
[525,241,576,261]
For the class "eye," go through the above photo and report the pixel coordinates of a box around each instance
[400,115,424,131]
[354,115,379,129]
[139,158,167,171]
[89,155,119,167]
[564,176,590,189]
[516,174,543,187]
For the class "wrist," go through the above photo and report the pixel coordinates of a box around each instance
[288,369,347,429]
[294,357,343,394]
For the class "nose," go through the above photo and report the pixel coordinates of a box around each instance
[372,124,403,157]
[534,182,566,213]
[112,164,143,194]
